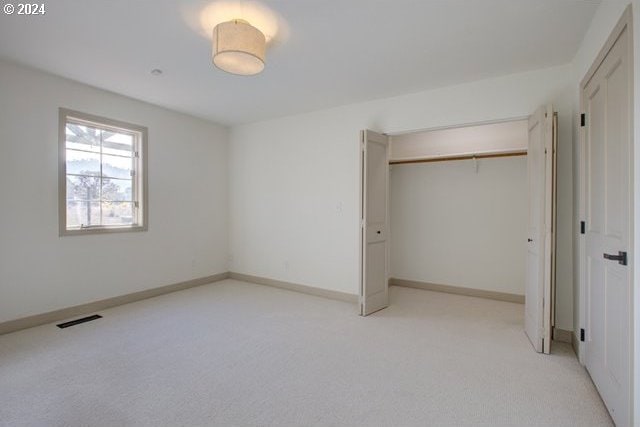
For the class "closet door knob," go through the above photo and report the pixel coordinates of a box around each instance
[527,238,533,242]
[376,230,381,234]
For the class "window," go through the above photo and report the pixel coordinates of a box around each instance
[59,108,148,235]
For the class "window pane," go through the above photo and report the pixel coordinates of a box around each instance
[66,200,83,228]
[66,200,100,228]
[102,132,133,157]
[102,178,133,201]
[101,201,134,225]
[66,123,100,152]
[102,154,132,179]
[66,149,100,175]
[66,175,101,201]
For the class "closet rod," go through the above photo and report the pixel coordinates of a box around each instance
[389,150,527,165]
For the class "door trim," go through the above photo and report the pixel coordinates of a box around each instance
[577,4,634,424]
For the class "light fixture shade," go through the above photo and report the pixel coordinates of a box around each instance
[212,20,266,76]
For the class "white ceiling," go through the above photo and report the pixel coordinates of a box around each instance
[0,0,600,125]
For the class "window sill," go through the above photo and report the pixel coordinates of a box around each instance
[60,225,148,237]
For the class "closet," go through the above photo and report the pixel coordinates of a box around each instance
[359,109,557,353]
[388,120,529,302]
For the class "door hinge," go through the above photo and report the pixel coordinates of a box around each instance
[580,328,585,342]
[580,221,585,234]
[134,151,140,158]
[134,201,139,208]
[580,113,586,127]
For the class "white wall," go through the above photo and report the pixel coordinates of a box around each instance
[0,60,229,323]
[229,64,575,330]
[554,91,576,331]
[390,157,527,295]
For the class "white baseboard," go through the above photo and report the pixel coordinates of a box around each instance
[1,273,531,336]
[229,272,358,304]
[389,277,525,304]
[0,272,230,335]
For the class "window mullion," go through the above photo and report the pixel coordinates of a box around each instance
[99,129,103,226]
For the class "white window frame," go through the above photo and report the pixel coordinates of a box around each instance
[58,108,148,236]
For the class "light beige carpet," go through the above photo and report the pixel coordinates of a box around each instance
[0,280,612,426]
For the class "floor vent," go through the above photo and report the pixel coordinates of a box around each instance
[56,314,102,329]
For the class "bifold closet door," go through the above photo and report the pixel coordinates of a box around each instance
[360,130,389,316]
[524,104,554,354]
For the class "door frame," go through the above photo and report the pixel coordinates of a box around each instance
[358,116,557,327]
[577,3,634,422]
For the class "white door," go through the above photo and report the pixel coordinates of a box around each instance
[525,104,553,354]
[360,130,389,316]
[583,23,631,426]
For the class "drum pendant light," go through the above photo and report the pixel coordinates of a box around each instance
[212,19,266,76]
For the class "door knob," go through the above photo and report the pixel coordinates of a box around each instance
[376,230,381,234]
[603,251,627,266]
[527,238,533,242]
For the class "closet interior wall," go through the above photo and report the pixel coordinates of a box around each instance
[389,120,529,297]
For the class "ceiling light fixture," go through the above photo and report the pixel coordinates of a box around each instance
[212,19,266,76]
